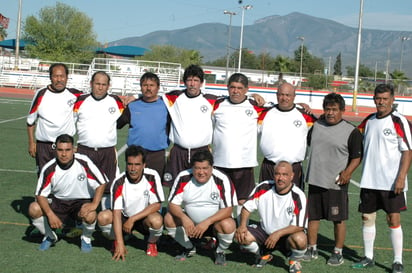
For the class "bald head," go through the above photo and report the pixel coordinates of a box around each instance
[277,83,296,110]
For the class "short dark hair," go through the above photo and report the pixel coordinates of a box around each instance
[228,73,248,88]
[323,92,345,111]
[190,150,213,167]
[125,145,146,163]
[49,63,69,79]
[55,134,74,145]
[140,72,160,87]
[374,83,394,97]
[91,71,111,84]
[183,64,204,83]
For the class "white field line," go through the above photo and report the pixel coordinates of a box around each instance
[0,115,27,124]
[0,168,36,173]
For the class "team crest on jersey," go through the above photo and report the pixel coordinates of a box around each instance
[143,190,149,197]
[293,120,302,127]
[108,107,116,114]
[210,191,219,201]
[383,128,393,136]
[200,105,208,113]
[245,109,253,117]
[287,206,293,215]
[68,98,76,107]
[77,173,86,181]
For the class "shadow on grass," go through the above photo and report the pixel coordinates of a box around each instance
[11,196,35,218]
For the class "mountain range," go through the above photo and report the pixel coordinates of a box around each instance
[110,12,412,76]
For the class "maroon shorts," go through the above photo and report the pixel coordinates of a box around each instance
[259,158,304,190]
[359,189,407,214]
[36,141,56,177]
[215,167,255,200]
[163,144,209,187]
[307,185,348,222]
[50,197,91,223]
[77,145,117,194]
[248,224,289,256]
[145,149,166,179]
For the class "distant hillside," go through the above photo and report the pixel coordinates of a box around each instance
[110,12,412,77]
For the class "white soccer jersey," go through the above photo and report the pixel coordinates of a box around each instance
[74,94,124,148]
[111,168,165,218]
[168,168,238,224]
[212,98,263,168]
[27,87,81,142]
[243,181,307,235]
[162,90,217,148]
[35,153,107,200]
[258,105,316,163]
[359,111,412,191]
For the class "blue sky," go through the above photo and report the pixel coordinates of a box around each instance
[2,0,412,43]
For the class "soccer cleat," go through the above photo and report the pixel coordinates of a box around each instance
[81,238,93,253]
[146,243,158,257]
[38,235,57,251]
[253,254,273,268]
[289,260,302,273]
[302,247,318,261]
[352,257,375,269]
[175,246,196,261]
[327,251,344,266]
[214,252,227,266]
[392,262,404,273]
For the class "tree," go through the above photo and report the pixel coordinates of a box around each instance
[333,52,342,76]
[273,55,293,72]
[0,27,7,41]
[293,45,324,75]
[23,2,98,63]
[137,45,203,68]
[390,69,409,95]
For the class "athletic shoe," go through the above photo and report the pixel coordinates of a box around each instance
[65,227,83,238]
[38,235,57,251]
[302,247,318,261]
[253,254,273,268]
[392,262,404,273]
[327,251,344,266]
[289,260,302,273]
[214,252,227,266]
[81,238,92,253]
[146,243,158,257]
[175,246,196,261]
[351,257,375,269]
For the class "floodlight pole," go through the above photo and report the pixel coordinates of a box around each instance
[238,5,252,72]
[224,10,236,83]
[352,0,364,113]
[14,0,22,70]
[400,36,411,71]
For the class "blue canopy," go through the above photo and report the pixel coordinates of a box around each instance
[0,39,32,50]
[96,45,149,57]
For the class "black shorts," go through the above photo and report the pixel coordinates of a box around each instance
[307,185,348,222]
[215,167,255,200]
[248,224,289,256]
[259,159,304,190]
[77,145,117,194]
[122,215,149,235]
[145,149,166,179]
[50,197,92,223]
[358,189,407,214]
[36,141,56,177]
[163,144,209,187]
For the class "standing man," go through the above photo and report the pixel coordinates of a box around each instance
[212,73,265,217]
[28,134,107,252]
[162,65,218,186]
[352,84,411,273]
[258,82,317,189]
[117,72,170,179]
[73,71,124,209]
[97,145,164,261]
[235,161,307,272]
[304,93,363,266]
[27,63,82,176]
[164,150,237,266]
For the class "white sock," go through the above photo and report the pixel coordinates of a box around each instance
[32,216,56,240]
[334,247,343,255]
[99,223,113,240]
[290,248,306,260]
[148,226,163,243]
[308,244,317,251]
[362,225,376,259]
[167,226,193,249]
[81,220,96,243]
[216,232,234,253]
[390,225,403,264]
[241,241,260,254]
